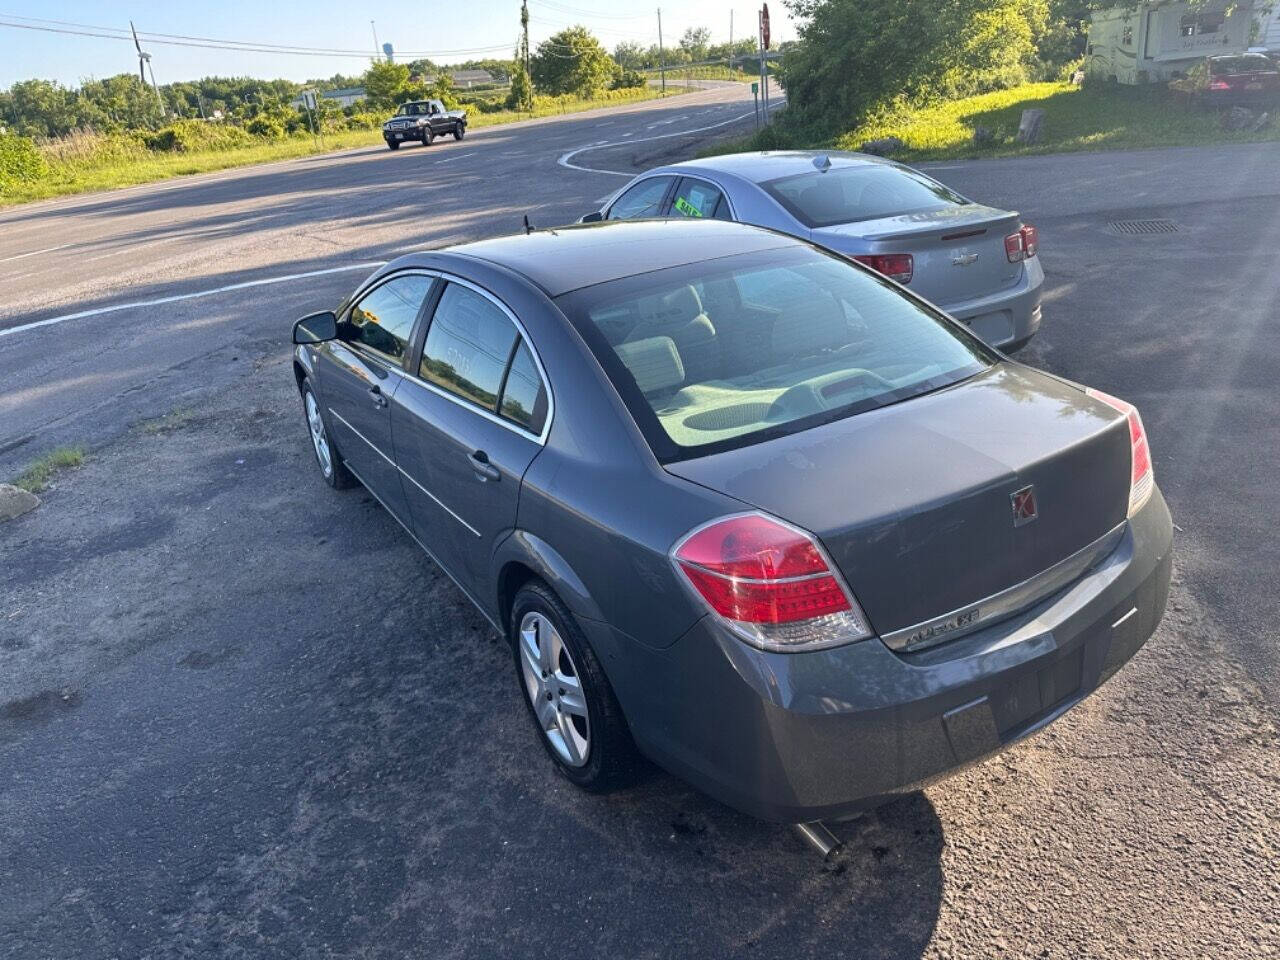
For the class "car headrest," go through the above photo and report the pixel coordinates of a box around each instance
[615,336,685,395]
[637,284,704,327]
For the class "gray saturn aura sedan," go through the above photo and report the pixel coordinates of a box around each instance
[581,151,1044,351]
[291,219,1171,829]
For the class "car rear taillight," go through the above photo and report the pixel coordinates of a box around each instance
[852,253,913,284]
[1020,224,1038,257]
[1086,388,1154,516]
[1006,225,1039,262]
[1208,79,1231,91]
[672,512,873,652]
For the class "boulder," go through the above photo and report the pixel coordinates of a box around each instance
[1016,108,1046,144]
[0,483,39,522]
[859,136,904,156]
[972,124,996,146]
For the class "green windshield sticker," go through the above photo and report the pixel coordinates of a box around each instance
[674,196,704,218]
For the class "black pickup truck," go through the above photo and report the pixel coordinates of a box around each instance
[381,100,467,150]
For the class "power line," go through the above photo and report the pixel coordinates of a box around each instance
[0,15,516,59]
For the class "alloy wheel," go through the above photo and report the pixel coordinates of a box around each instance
[305,391,332,477]
[518,611,590,767]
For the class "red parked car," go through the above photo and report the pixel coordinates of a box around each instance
[1170,54,1280,108]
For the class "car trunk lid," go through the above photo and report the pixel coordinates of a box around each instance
[664,364,1131,644]
[811,204,1024,309]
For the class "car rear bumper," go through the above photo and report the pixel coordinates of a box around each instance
[940,255,1044,349]
[1200,88,1280,107]
[590,484,1173,823]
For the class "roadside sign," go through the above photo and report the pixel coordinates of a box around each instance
[761,3,771,50]
[751,82,758,94]
[302,90,317,111]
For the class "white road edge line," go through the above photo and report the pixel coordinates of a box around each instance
[433,151,477,165]
[557,101,785,176]
[0,262,385,341]
[0,243,73,264]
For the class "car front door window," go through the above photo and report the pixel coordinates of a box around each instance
[608,177,675,220]
[344,274,432,363]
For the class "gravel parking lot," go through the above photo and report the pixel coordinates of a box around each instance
[2,89,1278,958]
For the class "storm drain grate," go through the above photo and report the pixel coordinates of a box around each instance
[1108,219,1180,235]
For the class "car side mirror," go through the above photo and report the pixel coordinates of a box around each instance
[579,211,604,223]
[292,311,338,344]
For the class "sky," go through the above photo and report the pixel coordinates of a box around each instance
[0,1,797,88]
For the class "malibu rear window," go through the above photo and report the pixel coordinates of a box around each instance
[763,165,970,229]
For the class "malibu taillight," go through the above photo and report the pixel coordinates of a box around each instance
[851,253,914,284]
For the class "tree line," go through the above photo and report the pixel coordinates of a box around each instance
[1,22,763,140]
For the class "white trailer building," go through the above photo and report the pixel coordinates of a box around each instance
[1256,3,1280,56]
[1086,1,1256,83]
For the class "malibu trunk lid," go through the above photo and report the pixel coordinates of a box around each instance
[811,204,1024,309]
[664,364,1131,644]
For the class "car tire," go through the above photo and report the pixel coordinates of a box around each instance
[301,379,356,489]
[423,127,434,146]
[510,580,641,793]
[453,123,465,141]
[387,140,400,151]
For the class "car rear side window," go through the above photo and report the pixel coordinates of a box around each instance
[763,165,969,229]
[420,282,519,412]
[345,274,434,362]
[557,245,994,462]
[608,177,674,220]
[499,339,548,434]
[671,178,729,220]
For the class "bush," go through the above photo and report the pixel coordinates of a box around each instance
[612,69,647,90]
[142,119,253,153]
[0,133,47,192]
[338,111,384,131]
[245,114,286,139]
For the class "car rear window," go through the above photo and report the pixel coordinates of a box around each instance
[557,245,993,462]
[762,164,970,229]
[1211,56,1278,74]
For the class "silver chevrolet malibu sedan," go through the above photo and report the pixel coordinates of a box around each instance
[582,151,1044,351]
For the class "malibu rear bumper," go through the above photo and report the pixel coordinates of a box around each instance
[943,254,1045,350]
[591,484,1173,823]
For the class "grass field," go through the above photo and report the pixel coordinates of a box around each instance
[1,85,687,206]
[703,81,1280,161]
[843,81,1280,160]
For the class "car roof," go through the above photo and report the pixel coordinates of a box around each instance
[658,150,893,184]
[440,219,798,296]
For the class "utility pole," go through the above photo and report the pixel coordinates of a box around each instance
[657,8,666,96]
[523,1,531,93]
[752,10,762,120]
[370,20,380,58]
[729,11,734,72]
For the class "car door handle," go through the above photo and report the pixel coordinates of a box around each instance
[368,385,388,408]
[468,450,501,482]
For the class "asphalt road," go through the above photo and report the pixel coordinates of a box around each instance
[1,83,1278,959]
